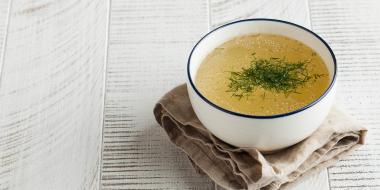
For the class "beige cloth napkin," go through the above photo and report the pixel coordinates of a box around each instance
[153,84,367,190]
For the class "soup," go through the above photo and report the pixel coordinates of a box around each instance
[195,34,330,116]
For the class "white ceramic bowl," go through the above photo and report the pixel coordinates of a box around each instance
[187,19,337,152]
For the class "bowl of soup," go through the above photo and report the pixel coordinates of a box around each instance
[187,19,337,152]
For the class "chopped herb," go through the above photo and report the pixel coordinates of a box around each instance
[227,53,324,99]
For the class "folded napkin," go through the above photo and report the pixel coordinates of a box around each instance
[153,84,367,190]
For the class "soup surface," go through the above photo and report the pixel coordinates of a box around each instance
[195,34,330,116]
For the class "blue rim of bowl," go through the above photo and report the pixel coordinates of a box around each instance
[187,18,337,119]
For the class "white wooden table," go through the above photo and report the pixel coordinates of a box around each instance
[1,0,379,189]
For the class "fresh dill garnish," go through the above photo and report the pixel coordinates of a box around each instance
[227,53,324,99]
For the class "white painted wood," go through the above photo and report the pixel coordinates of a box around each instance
[100,0,214,189]
[283,170,330,190]
[309,0,380,189]
[0,0,9,59]
[0,0,108,189]
[0,0,10,77]
[209,0,311,29]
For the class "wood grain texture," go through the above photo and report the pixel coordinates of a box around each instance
[209,0,311,29]
[0,0,9,60]
[209,1,329,189]
[0,0,108,189]
[100,0,214,189]
[309,0,380,189]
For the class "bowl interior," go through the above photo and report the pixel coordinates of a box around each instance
[188,19,336,90]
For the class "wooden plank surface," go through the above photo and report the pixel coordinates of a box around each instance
[309,0,380,189]
[209,0,311,29]
[100,0,214,189]
[0,0,9,60]
[0,0,108,189]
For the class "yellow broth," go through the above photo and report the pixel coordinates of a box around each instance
[195,34,330,116]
